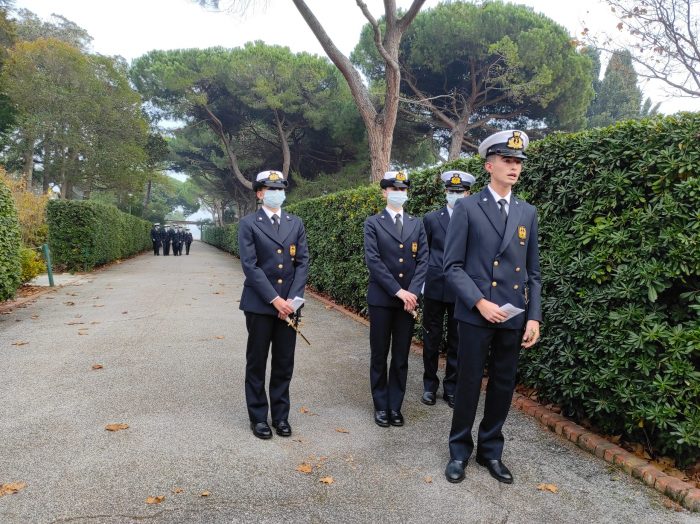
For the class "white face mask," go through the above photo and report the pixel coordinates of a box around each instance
[387,191,408,208]
[262,189,285,209]
[446,191,465,207]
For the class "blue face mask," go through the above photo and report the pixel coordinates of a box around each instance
[446,191,465,207]
[262,189,285,209]
[387,191,408,208]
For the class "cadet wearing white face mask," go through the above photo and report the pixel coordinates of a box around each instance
[363,170,429,428]
[237,170,310,440]
[420,171,475,409]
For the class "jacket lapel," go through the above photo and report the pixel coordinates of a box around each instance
[477,188,505,237]
[497,195,524,255]
[278,212,293,243]
[253,208,282,245]
[377,211,402,242]
[438,207,450,233]
[401,214,418,241]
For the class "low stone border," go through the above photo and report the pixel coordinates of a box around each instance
[306,288,699,512]
[514,393,699,512]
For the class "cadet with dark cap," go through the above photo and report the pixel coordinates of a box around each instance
[185,228,193,255]
[443,130,541,485]
[238,170,309,440]
[159,223,169,255]
[150,223,161,256]
[421,170,475,408]
[364,170,428,428]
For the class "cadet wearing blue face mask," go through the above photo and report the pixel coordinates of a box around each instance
[421,170,475,409]
[363,170,428,428]
[237,170,310,440]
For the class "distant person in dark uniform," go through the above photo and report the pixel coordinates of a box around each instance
[172,226,182,256]
[364,170,428,428]
[421,170,475,408]
[150,223,161,256]
[238,170,309,440]
[163,224,173,256]
[159,224,168,255]
[185,228,193,255]
[443,130,542,485]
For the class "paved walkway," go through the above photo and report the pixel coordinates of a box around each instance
[0,242,695,523]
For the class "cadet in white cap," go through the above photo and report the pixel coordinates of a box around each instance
[443,130,542,485]
[363,170,428,428]
[150,223,161,256]
[420,170,475,408]
[184,228,193,255]
[238,170,309,440]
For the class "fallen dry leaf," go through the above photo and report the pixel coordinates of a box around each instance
[105,423,129,432]
[324,305,334,310]
[296,463,313,474]
[121,311,128,315]
[319,476,334,484]
[78,332,88,336]
[11,341,28,346]
[146,495,165,504]
[92,364,103,370]
[30,315,39,319]
[93,304,105,308]
[214,336,225,340]
[0,482,27,497]
[299,406,310,414]
[537,483,559,494]
[90,321,101,325]
[200,491,210,497]
[424,476,433,484]
[66,321,85,325]
[63,301,75,306]
[172,487,184,494]
[335,428,350,434]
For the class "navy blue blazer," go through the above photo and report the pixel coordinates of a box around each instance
[238,208,309,316]
[423,206,455,303]
[443,188,542,329]
[364,210,428,308]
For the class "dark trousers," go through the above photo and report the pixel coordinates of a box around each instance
[369,305,415,412]
[244,312,297,423]
[185,242,191,255]
[163,240,170,255]
[152,240,160,256]
[449,322,521,461]
[422,297,458,396]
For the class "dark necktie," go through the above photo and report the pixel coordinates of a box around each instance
[498,199,508,223]
[271,214,280,232]
[395,214,403,237]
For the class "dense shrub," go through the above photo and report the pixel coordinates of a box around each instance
[202,224,239,257]
[47,200,151,271]
[19,246,46,282]
[0,175,21,300]
[203,114,699,462]
[1,172,49,248]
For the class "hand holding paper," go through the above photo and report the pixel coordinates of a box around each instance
[498,303,525,321]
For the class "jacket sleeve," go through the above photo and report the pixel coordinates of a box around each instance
[443,199,484,309]
[288,220,309,300]
[238,220,278,304]
[526,210,543,323]
[364,218,402,297]
[408,221,428,297]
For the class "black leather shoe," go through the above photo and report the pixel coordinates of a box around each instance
[272,420,292,437]
[374,410,390,427]
[443,393,455,408]
[445,459,467,483]
[250,421,272,440]
[476,456,513,484]
[421,391,436,405]
[389,410,404,426]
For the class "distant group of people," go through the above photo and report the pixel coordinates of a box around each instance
[150,224,194,256]
[236,129,542,486]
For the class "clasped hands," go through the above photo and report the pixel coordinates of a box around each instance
[476,298,540,348]
[272,296,296,320]
[396,289,418,313]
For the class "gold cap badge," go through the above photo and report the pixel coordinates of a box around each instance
[395,171,407,182]
[450,175,462,185]
[507,131,524,150]
[268,171,281,181]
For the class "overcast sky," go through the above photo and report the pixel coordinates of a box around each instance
[13,0,700,114]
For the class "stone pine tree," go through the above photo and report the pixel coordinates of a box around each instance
[587,49,644,128]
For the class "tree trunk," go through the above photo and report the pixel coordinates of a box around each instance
[448,118,469,161]
[273,111,291,178]
[202,104,252,190]
[22,136,35,189]
[143,178,152,210]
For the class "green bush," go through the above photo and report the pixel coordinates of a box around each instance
[19,245,46,282]
[202,224,239,257]
[47,200,151,271]
[203,114,700,462]
[0,176,21,300]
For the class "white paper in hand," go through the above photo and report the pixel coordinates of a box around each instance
[498,303,525,321]
[290,296,305,312]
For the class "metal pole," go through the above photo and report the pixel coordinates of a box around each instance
[42,243,54,287]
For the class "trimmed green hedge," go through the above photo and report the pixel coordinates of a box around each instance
[0,177,21,300]
[47,200,151,271]
[204,114,699,462]
[202,224,239,257]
